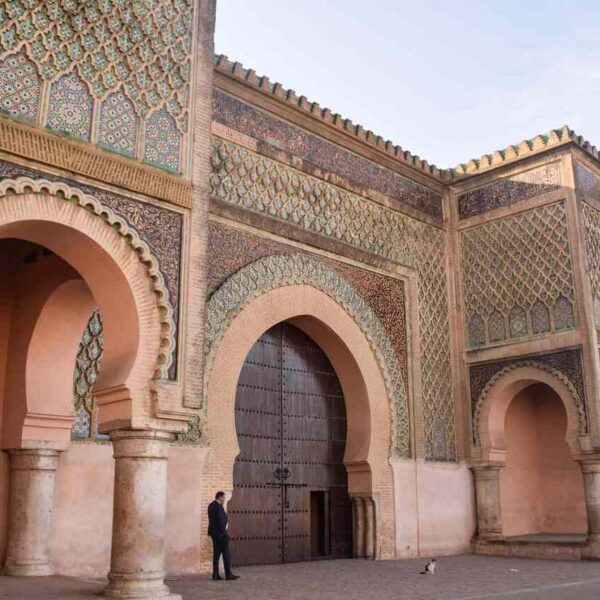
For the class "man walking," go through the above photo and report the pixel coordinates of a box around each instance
[207,491,239,581]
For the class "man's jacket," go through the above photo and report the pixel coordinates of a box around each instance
[207,500,228,539]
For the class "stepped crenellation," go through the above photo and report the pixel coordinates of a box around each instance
[214,54,600,182]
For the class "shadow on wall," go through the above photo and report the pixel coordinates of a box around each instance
[501,383,587,536]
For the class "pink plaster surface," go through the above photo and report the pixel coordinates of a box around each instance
[40,442,209,578]
[166,445,208,574]
[500,384,587,537]
[392,459,475,558]
[51,442,114,576]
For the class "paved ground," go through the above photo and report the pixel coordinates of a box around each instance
[2,556,600,599]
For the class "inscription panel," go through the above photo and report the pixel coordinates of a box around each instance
[458,162,562,219]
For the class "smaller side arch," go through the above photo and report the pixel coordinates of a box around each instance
[474,362,586,460]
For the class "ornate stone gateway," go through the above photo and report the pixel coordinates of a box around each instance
[228,322,352,565]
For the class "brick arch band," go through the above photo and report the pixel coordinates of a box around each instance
[473,361,587,454]
[204,252,409,457]
[0,177,176,380]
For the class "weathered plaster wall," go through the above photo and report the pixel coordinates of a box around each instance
[391,459,475,558]
[44,443,207,577]
[0,258,12,566]
[500,384,587,536]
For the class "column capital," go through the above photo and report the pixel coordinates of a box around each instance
[578,456,600,473]
[109,429,176,460]
[7,448,61,471]
[470,461,505,479]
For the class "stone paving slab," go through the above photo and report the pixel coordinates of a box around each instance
[2,556,600,599]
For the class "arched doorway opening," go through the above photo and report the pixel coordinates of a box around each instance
[473,365,589,548]
[0,188,180,597]
[228,321,352,565]
[203,280,398,564]
[501,382,587,537]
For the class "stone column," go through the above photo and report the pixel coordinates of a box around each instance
[352,496,366,558]
[364,497,376,559]
[581,459,600,558]
[472,463,504,541]
[4,448,60,576]
[103,430,180,600]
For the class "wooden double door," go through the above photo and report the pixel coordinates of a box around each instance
[228,322,353,565]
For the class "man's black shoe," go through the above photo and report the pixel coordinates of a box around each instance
[212,575,223,580]
[226,574,240,580]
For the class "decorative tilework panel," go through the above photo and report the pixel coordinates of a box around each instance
[47,71,93,140]
[144,110,181,173]
[206,220,409,398]
[210,139,455,461]
[0,51,41,121]
[531,300,551,334]
[575,162,600,203]
[458,162,562,219]
[98,90,138,157]
[72,310,106,440]
[509,306,527,338]
[469,349,588,444]
[0,0,193,132]
[582,201,600,329]
[213,90,444,222]
[461,202,576,347]
[0,159,183,379]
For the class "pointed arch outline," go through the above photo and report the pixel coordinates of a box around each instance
[204,252,410,457]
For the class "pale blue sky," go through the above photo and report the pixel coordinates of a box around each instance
[214,1,600,169]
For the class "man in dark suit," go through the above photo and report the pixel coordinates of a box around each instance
[207,491,239,581]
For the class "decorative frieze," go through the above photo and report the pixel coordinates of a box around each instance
[210,138,455,460]
[204,252,410,457]
[0,0,193,173]
[458,162,562,219]
[461,202,576,348]
[213,90,444,221]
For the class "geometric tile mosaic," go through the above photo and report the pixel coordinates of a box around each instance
[98,90,138,157]
[0,51,41,122]
[461,202,576,348]
[211,137,456,461]
[0,0,193,172]
[46,71,93,140]
[144,110,181,173]
[72,310,106,440]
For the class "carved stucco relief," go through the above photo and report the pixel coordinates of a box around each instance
[210,137,455,460]
[461,201,576,348]
[203,253,410,457]
[469,350,587,446]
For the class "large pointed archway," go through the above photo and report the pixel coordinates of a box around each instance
[202,253,407,565]
[0,182,183,597]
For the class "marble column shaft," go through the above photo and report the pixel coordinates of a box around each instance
[103,430,180,600]
[472,463,504,541]
[4,448,60,576]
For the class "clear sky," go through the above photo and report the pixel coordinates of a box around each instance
[214,1,600,169]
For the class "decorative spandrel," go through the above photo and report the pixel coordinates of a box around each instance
[72,309,106,440]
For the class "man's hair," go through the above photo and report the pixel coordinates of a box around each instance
[215,491,226,500]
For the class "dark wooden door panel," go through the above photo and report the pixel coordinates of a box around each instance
[229,322,352,566]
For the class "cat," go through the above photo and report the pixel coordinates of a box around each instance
[420,558,437,575]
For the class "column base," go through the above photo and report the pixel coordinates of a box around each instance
[582,533,600,559]
[3,562,53,576]
[103,576,181,599]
